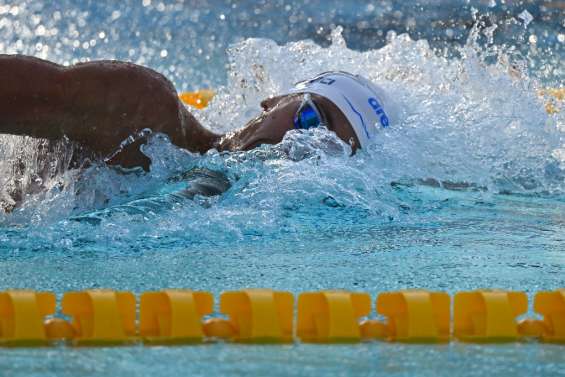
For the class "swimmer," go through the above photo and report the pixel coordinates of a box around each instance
[0,55,395,209]
[0,55,395,166]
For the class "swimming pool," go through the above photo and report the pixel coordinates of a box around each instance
[0,1,564,376]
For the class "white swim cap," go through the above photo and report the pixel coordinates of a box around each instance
[287,71,396,148]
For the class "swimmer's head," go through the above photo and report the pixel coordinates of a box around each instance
[287,71,397,149]
[218,71,396,152]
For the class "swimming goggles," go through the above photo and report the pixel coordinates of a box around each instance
[293,93,328,130]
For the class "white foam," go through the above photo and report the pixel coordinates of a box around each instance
[1,27,564,226]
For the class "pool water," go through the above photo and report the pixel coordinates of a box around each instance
[0,1,564,376]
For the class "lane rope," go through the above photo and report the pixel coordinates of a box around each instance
[0,289,563,346]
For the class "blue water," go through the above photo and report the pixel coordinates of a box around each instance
[0,1,564,376]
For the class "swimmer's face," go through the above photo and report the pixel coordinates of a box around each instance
[218,94,360,151]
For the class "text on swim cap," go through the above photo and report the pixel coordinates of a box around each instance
[314,76,390,128]
[317,77,336,85]
[368,98,389,128]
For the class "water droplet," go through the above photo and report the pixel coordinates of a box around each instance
[518,10,533,28]
[35,25,46,36]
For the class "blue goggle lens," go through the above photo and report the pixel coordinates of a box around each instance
[294,104,321,130]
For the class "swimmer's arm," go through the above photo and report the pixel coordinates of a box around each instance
[0,55,219,168]
[71,169,231,224]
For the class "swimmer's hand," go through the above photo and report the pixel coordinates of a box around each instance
[168,168,231,199]
[70,168,231,224]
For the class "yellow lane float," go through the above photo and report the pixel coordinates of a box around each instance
[297,291,371,343]
[179,89,215,109]
[206,289,294,343]
[140,290,213,344]
[533,289,565,343]
[540,87,564,114]
[453,290,527,343]
[0,290,55,346]
[375,290,450,343]
[61,290,136,346]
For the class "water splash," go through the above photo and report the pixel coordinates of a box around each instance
[0,19,563,245]
[0,6,563,375]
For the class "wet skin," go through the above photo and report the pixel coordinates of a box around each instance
[0,55,358,171]
[219,94,360,152]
